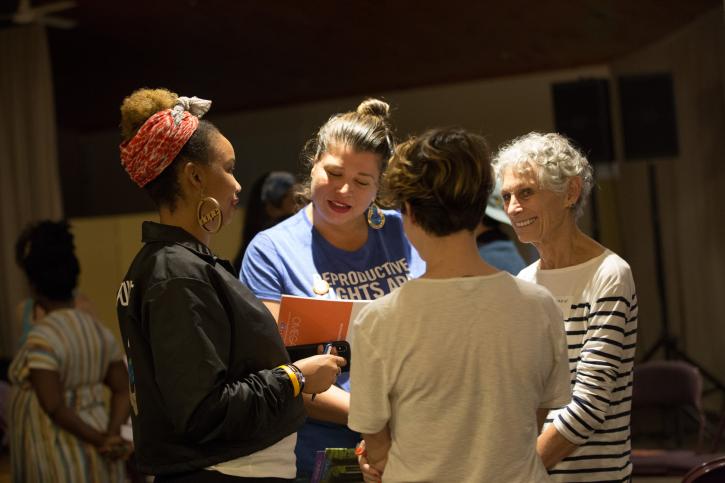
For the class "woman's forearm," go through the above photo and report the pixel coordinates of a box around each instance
[303,385,350,425]
[537,424,578,469]
[107,391,130,435]
[364,426,391,473]
[104,361,131,435]
[50,405,106,447]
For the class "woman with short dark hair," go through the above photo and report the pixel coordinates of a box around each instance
[349,127,571,482]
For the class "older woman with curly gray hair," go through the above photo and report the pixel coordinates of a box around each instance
[494,132,638,482]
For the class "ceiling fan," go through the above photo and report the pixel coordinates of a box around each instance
[0,0,78,29]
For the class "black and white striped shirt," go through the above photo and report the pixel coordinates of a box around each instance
[519,250,638,482]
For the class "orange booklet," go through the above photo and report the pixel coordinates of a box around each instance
[276,295,371,346]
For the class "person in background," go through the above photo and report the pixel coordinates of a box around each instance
[348,127,571,482]
[116,87,344,482]
[476,180,527,274]
[241,98,425,478]
[233,171,298,272]
[8,220,131,482]
[14,287,97,351]
[495,132,638,482]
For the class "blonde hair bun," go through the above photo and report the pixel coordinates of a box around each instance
[356,98,390,120]
[120,88,178,140]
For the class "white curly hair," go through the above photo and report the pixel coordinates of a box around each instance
[492,132,594,219]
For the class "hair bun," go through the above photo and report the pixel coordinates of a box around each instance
[356,98,390,120]
[120,88,178,140]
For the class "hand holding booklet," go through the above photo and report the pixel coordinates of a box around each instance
[276,295,370,346]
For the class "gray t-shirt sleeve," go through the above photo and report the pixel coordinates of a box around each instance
[348,305,390,434]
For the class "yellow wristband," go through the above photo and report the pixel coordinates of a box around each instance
[277,364,301,397]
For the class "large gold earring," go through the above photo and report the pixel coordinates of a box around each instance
[367,202,385,229]
[197,196,223,233]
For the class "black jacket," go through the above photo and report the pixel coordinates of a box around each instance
[117,222,304,475]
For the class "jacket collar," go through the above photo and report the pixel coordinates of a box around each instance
[141,221,237,276]
[141,221,216,261]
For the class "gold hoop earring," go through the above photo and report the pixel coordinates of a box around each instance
[197,196,223,234]
[367,203,385,230]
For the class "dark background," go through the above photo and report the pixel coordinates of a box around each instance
[1,0,717,216]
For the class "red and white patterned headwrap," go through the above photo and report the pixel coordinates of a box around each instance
[120,96,212,188]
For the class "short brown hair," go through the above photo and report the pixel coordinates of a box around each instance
[382,127,493,236]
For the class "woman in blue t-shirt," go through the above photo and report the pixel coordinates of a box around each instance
[241,98,424,478]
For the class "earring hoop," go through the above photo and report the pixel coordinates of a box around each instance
[197,196,223,233]
[367,203,385,230]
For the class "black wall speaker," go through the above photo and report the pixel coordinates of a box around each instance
[618,73,679,159]
[552,78,614,163]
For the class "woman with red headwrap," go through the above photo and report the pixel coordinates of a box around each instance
[116,88,345,482]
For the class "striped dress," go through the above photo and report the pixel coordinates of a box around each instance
[519,250,638,482]
[8,308,126,483]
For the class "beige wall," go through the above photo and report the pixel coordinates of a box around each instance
[210,65,611,177]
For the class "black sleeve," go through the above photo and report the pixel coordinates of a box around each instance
[144,277,301,443]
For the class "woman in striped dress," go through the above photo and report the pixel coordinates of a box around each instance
[8,220,131,482]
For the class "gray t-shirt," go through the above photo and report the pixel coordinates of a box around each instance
[349,272,570,483]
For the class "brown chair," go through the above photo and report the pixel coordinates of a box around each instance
[631,361,725,477]
[633,360,705,448]
[681,455,725,483]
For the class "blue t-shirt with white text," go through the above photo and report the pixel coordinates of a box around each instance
[241,207,424,476]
